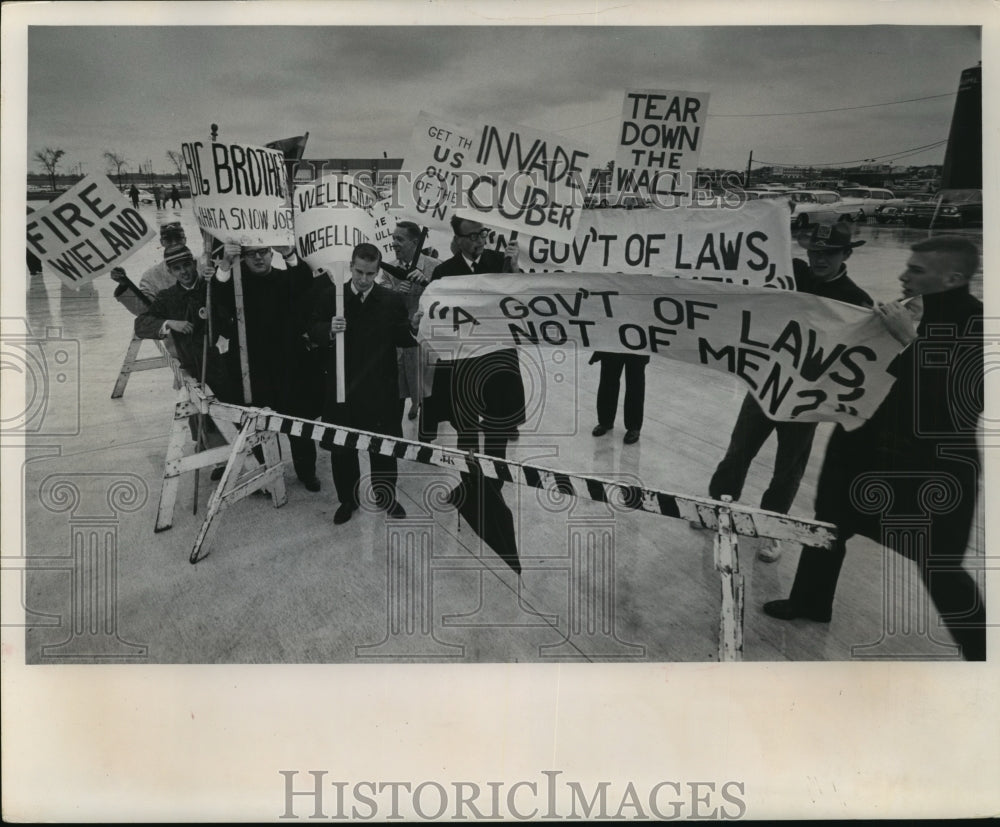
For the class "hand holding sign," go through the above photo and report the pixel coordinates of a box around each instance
[503,235,520,272]
[330,315,347,334]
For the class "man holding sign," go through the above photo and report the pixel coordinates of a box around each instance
[307,244,418,525]
[703,220,873,562]
[427,216,526,460]
[214,241,321,492]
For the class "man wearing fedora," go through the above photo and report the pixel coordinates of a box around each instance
[700,219,873,561]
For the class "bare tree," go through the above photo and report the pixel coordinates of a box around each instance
[103,151,129,187]
[166,150,186,185]
[34,147,66,191]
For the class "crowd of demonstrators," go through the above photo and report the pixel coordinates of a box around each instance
[700,220,874,562]
[764,235,985,661]
[421,216,527,467]
[109,202,984,659]
[307,243,418,525]
[377,220,441,423]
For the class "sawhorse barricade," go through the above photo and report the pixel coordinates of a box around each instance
[160,390,837,661]
[153,373,286,533]
[111,333,181,399]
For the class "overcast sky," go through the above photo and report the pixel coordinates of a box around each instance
[23,23,980,180]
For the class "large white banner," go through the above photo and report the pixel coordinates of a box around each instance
[180,139,294,247]
[25,174,157,290]
[452,119,592,245]
[293,175,377,269]
[511,201,795,288]
[418,273,904,429]
[614,88,710,201]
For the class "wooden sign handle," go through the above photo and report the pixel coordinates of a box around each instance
[335,262,346,404]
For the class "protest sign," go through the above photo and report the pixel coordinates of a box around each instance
[614,89,710,201]
[505,200,795,289]
[25,174,158,290]
[418,273,903,429]
[371,196,398,260]
[293,174,378,270]
[397,111,487,233]
[453,119,592,245]
[180,139,294,247]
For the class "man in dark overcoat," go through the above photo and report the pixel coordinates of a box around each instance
[308,243,418,525]
[764,235,985,661]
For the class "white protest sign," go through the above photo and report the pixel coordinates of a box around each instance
[371,196,399,260]
[418,273,902,429]
[453,119,592,245]
[614,89,710,200]
[397,111,487,232]
[25,174,158,290]
[180,139,294,246]
[508,201,795,289]
[293,174,377,269]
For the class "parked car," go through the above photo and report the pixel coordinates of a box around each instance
[874,193,935,224]
[837,187,900,222]
[788,189,860,227]
[902,188,983,229]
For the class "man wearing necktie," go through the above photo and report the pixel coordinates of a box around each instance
[426,216,527,462]
[308,244,419,525]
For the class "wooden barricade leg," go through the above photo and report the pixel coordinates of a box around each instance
[189,417,287,564]
[154,384,199,532]
[713,496,745,662]
[111,334,172,399]
[258,425,288,507]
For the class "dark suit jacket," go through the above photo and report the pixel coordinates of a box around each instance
[307,280,417,432]
[430,249,510,280]
[426,251,526,430]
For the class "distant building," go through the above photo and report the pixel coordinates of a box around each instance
[294,157,404,192]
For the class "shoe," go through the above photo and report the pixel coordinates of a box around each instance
[757,538,785,563]
[210,465,225,481]
[592,424,612,437]
[762,599,831,623]
[623,429,640,445]
[408,403,419,421]
[333,503,357,525]
[298,474,321,493]
[383,499,407,519]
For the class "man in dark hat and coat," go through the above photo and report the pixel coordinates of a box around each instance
[700,219,874,561]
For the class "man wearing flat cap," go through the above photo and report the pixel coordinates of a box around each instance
[700,219,874,562]
[110,221,189,315]
[134,243,237,401]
